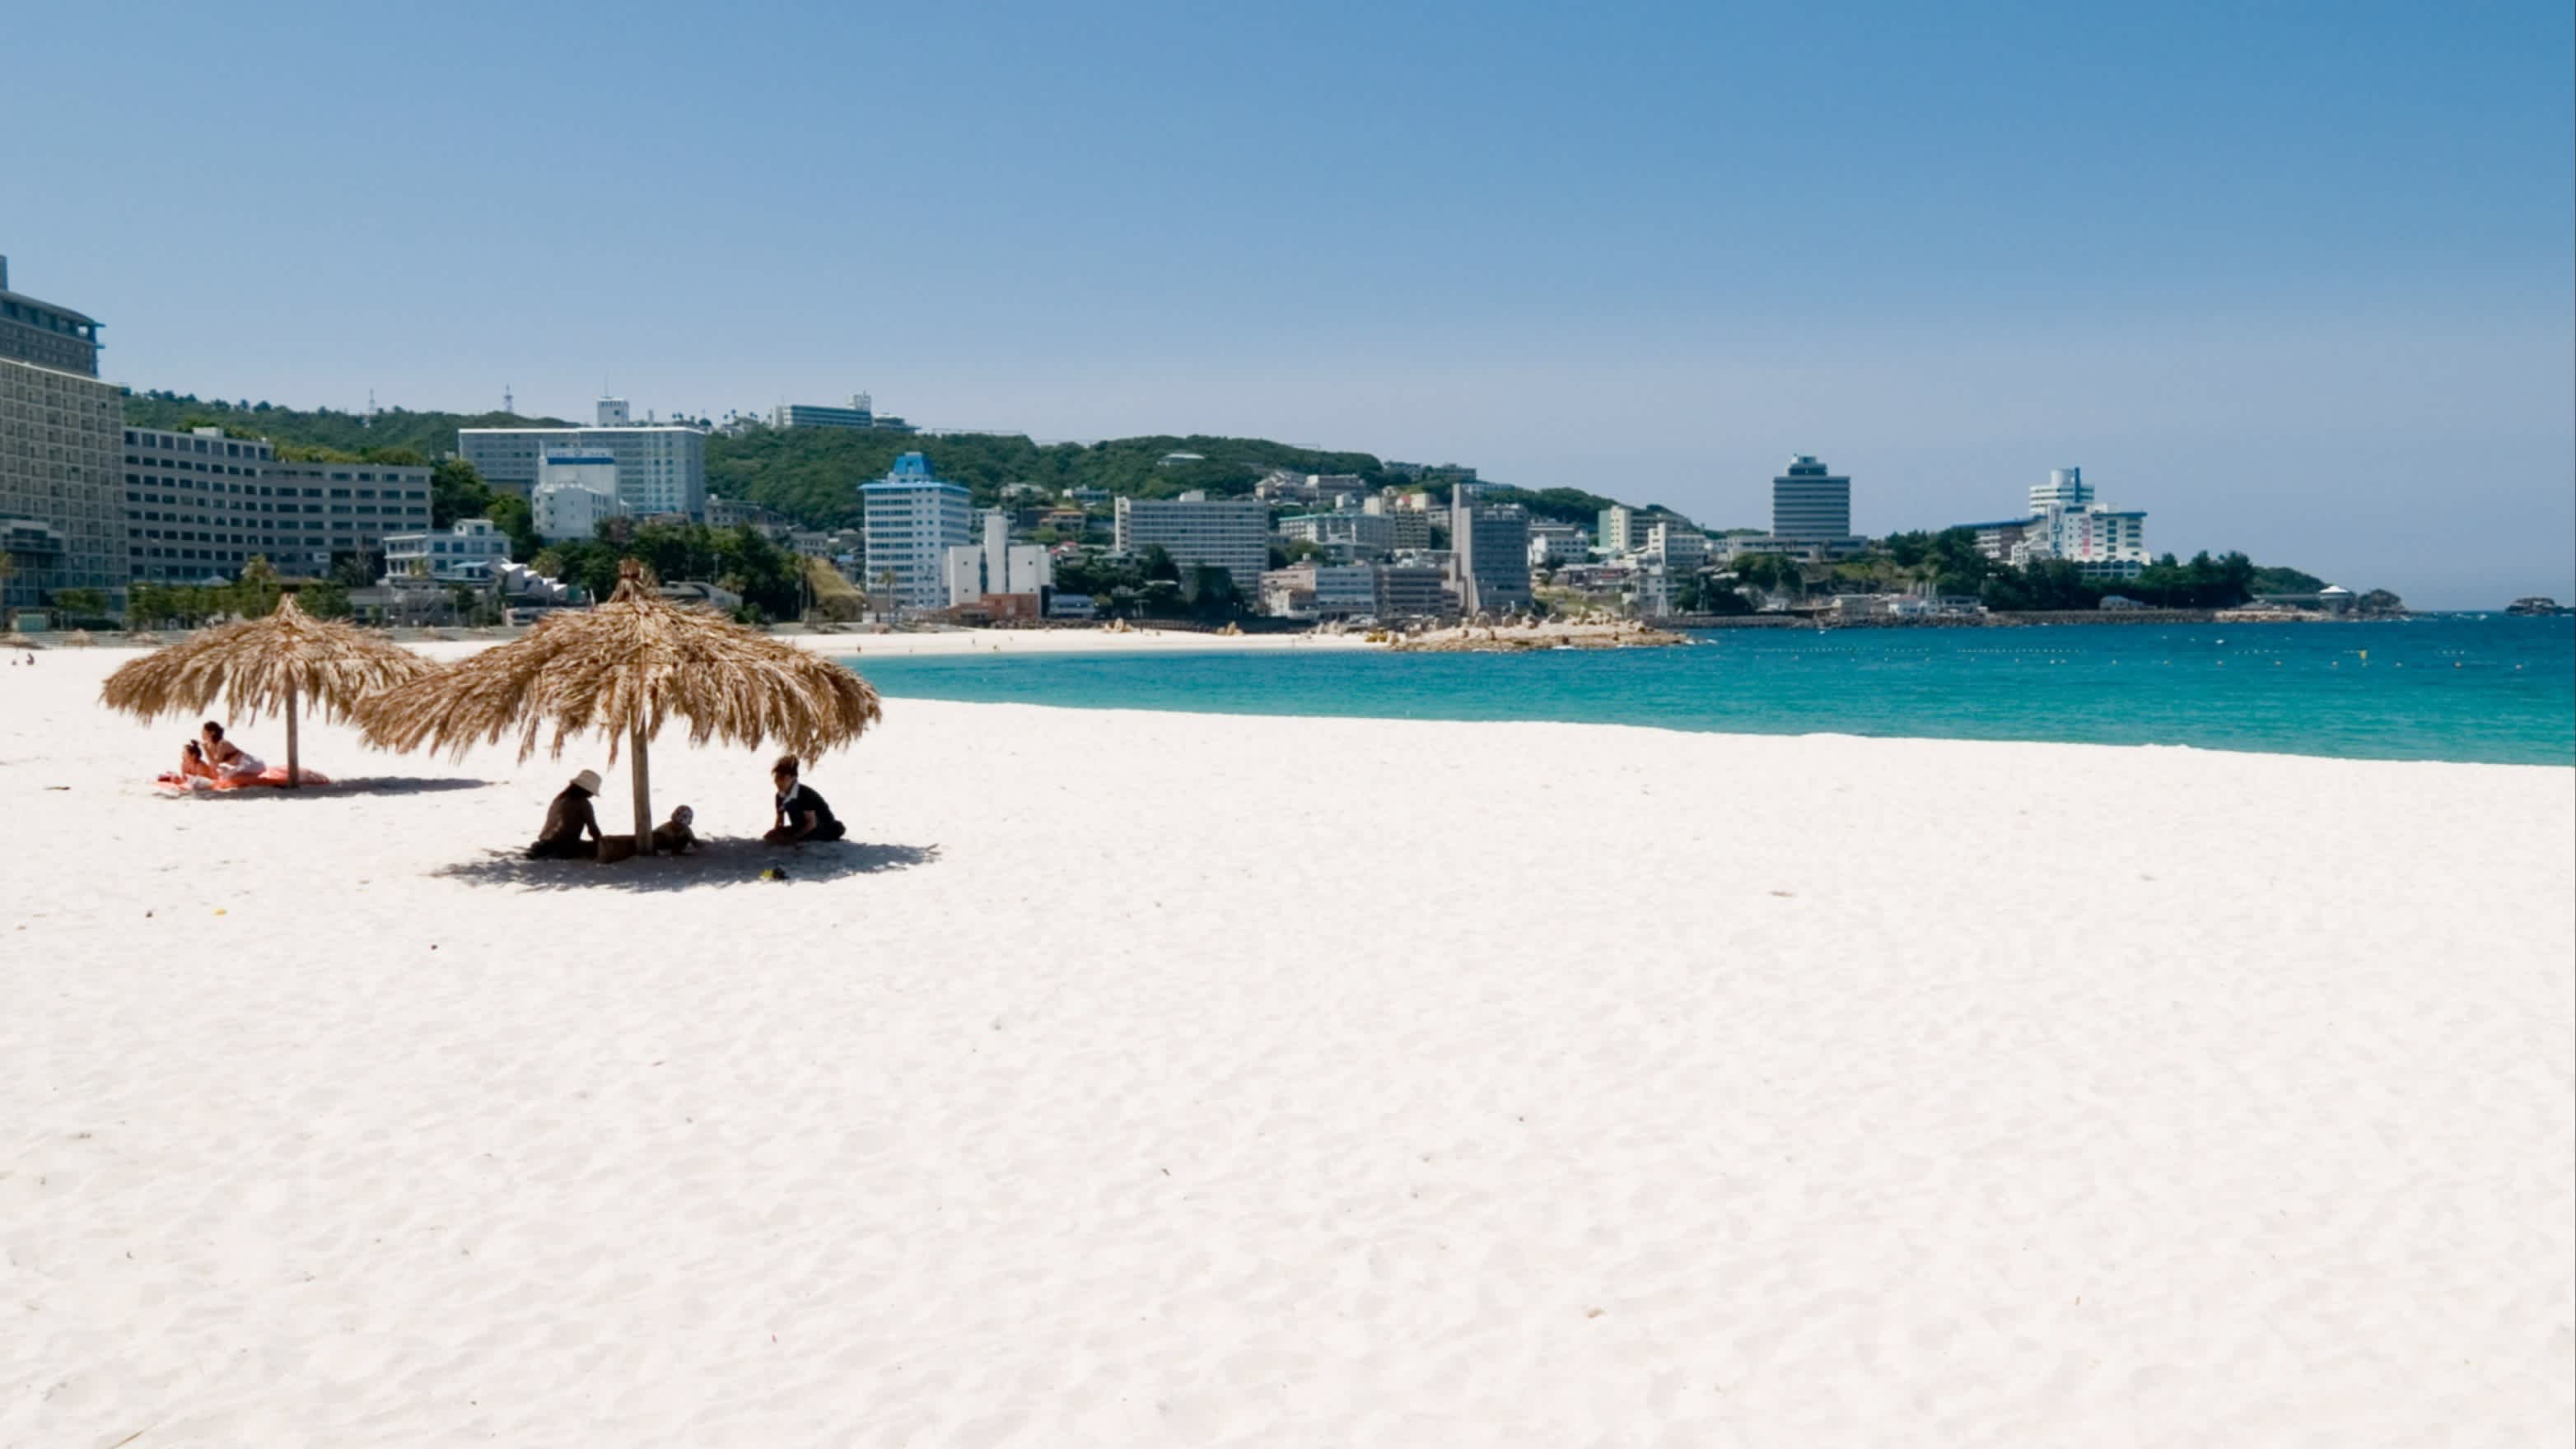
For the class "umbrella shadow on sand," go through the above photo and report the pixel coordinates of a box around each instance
[431,837,940,892]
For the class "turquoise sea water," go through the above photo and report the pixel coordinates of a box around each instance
[847,617,2576,766]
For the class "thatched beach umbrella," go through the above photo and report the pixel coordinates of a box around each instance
[358,561,882,853]
[100,592,432,788]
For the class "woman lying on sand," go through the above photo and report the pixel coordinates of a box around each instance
[177,720,265,784]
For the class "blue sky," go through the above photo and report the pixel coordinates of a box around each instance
[7,0,2569,606]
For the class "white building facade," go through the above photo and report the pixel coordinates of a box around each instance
[1258,561,1379,619]
[530,447,621,543]
[1962,468,2149,579]
[861,452,971,614]
[943,508,1052,606]
[1277,510,1395,560]
[383,518,511,581]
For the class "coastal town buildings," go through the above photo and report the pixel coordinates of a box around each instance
[1384,460,1478,490]
[458,398,708,518]
[1597,504,1647,555]
[1632,519,1711,615]
[1360,492,1434,550]
[769,392,912,433]
[530,447,621,543]
[861,451,971,614]
[1254,471,1370,506]
[382,518,511,582]
[1528,521,1591,567]
[1258,561,1379,619]
[1716,454,1865,561]
[944,508,1052,608]
[1373,560,1455,619]
[1961,468,2149,579]
[1113,492,1269,598]
[706,494,796,537]
[1451,494,1533,613]
[1277,510,1395,560]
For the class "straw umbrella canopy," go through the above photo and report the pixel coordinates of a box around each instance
[99,591,432,788]
[358,561,882,853]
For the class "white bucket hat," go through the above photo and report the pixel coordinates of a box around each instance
[572,769,603,794]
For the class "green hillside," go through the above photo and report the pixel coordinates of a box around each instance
[707,427,1387,529]
[122,391,573,461]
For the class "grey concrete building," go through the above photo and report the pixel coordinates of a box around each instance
[1,356,126,610]
[1113,492,1271,599]
[121,427,433,584]
[1451,496,1533,614]
[1771,454,1858,548]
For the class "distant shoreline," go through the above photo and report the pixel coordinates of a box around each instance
[1660,608,2411,630]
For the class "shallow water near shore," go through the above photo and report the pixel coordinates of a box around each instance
[850,615,2576,766]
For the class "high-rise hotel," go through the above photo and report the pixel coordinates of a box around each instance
[0,257,127,610]
[120,427,432,585]
[860,452,971,615]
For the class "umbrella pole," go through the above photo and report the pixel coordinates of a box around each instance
[283,683,301,789]
[630,723,653,855]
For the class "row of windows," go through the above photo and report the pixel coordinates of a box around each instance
[123,472,426,501]
[124,431,263,458]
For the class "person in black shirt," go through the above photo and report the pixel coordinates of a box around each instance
[765,755,846,844]
[530,769,604,859]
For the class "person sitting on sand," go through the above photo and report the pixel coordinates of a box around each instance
[185,720,265,783]
[650,804,698,855]
[529,769,604,860]
[764,756,846,845]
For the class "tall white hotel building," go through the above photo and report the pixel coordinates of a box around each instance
[860,452,970,614]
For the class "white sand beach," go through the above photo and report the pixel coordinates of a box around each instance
[4,642,2570,1447]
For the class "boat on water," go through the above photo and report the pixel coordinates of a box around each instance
[2505,596,2571,617]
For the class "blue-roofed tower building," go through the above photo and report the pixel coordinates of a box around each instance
[860,452,970,615]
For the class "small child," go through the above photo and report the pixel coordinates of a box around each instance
[650,804,698,855]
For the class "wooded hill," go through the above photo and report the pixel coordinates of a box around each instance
[117,394,1680,533]
[123,392,574,461]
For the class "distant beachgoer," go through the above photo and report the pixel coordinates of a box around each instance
[193,721,265,783]
[651,804,698,855]
[765,756,846,845]
[529,769,604,860]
